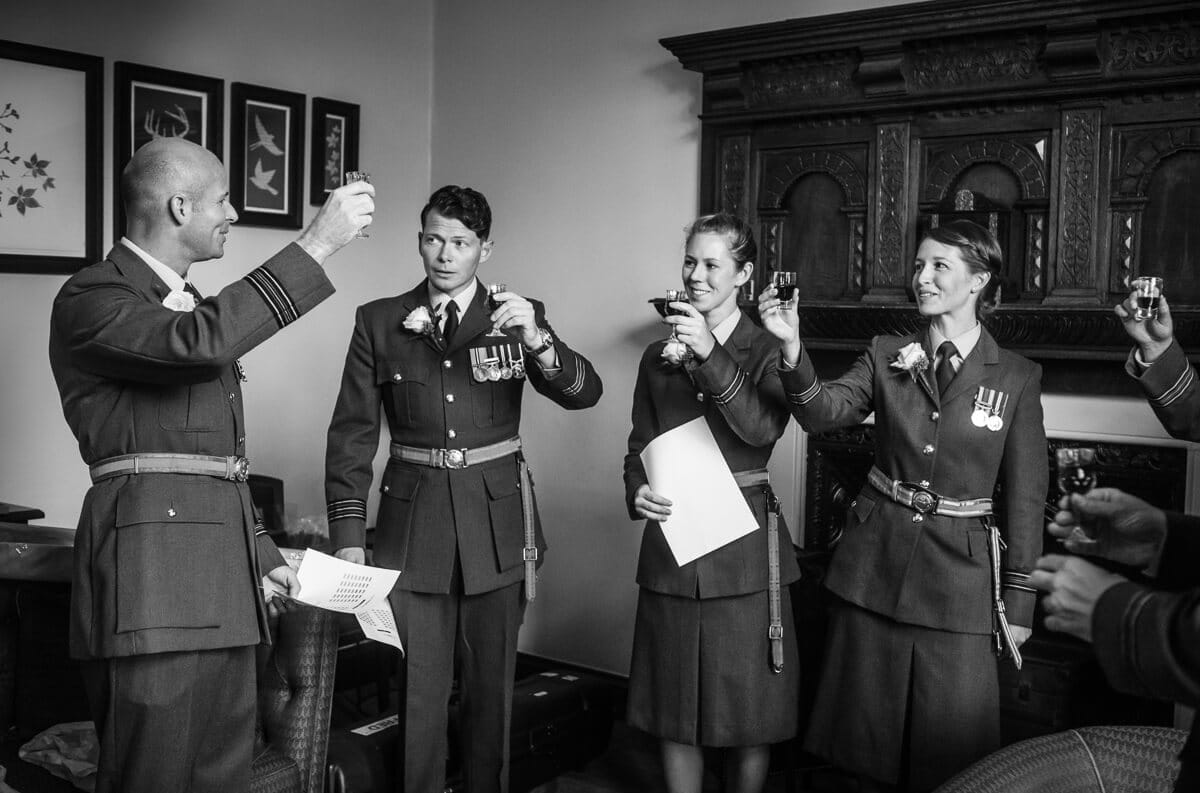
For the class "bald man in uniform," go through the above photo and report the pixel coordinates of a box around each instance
[48,137,373,793]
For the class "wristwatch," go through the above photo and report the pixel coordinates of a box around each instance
[527,328,555,356]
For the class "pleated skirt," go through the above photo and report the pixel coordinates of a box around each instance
[627,587,799,747]
[802,599,1000,792]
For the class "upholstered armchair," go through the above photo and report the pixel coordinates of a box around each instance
[252,605,339,793]
[934,725,1188,793]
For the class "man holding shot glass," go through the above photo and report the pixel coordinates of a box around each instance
[323,185,602,793]
[1117,275,1200,439]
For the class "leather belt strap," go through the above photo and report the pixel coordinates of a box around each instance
[867,466,993,518]
[89,453,250,484]
[733,468,784,674]
[985,515,1022,670]
[519,459,537,601]
[389,436,522,470]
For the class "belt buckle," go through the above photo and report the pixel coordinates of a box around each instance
[909,487,938,514]
[444,448,467,469]
[229,456,250,482]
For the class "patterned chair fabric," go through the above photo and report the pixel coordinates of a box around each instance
[252,606,339,793]
[934,725,1188,793]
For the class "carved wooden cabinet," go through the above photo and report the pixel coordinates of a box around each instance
[662,0,1200,362]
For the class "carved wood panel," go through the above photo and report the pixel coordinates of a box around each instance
[663,0,1200,362]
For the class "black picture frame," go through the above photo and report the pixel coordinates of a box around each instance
[113,61,223,242]
[0,40,102,274]
[231,82,304,229]
[309,97,359,206]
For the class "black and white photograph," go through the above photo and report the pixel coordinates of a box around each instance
[5,2,1200,793]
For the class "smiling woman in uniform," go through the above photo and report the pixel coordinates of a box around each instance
[759,219,1047,792]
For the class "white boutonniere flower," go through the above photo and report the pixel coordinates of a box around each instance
[890,341,929,381]
[402,305,437,336]
[661,339,690,367]
[162,290,196,312]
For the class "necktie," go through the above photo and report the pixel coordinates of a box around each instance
[184,282,202,301]
[442,301,460,345]
[936,340,958,395]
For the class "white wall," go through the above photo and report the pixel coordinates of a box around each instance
[0,0,434,528]
[430,0,904,674]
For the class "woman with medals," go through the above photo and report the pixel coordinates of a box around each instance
[624,214,801,793]
[759,220,1047,792]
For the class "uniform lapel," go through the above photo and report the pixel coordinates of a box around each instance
[942,326,1000,405]
[914,329,937,405]
[398,281,444,355]
[109,243,173,304]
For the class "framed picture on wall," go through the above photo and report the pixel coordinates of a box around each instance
[0,40,102,274]
[114,61,223,241]
[231,82,304,228]
[309,97,359,206]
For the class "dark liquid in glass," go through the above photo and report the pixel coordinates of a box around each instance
[1057,469,1096,495]
[1135,295,1158,313]
[776,285,797,301]
[666,300,690,317]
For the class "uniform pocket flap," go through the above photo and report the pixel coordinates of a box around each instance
[380,465,421,501]
[115,478,225,527]
[375,357,429,386]
[849,492,876,523]
[482,464,519,499]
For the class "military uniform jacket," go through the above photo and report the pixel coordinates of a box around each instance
[48,242,335,660]
[623,314,801,599]
[1126,339,1200,442]
[1093,511,1200,708]
[780,327,1047,633]
[324,279,602,596]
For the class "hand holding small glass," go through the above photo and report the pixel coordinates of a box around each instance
[343,171,371,237]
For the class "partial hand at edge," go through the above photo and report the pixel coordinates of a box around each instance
[634,484,673,522]
[297,180,376,264]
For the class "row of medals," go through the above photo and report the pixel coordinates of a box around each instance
[972,386,1007,432]
[470,343,526,382]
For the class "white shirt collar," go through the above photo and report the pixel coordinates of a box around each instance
[711,309,742,345]
[120,237,186,293]
[930,322,982,363]
[428,279,478,323]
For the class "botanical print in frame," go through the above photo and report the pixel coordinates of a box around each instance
[309,97,359,206]
[0,40,102,274]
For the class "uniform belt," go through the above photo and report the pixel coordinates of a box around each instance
[732,467,785,674]
[389,437,522,469]
[89,453,250,484]
[867,466,992,518]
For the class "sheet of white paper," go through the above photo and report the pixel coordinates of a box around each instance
[640,417,759,566]
[265,549,403,651]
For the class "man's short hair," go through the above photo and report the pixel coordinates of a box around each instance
[420,185,492,240]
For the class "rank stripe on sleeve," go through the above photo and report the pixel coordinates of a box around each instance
[245,267,300,328]
[327,498,367,523]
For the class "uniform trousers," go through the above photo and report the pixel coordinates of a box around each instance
[81,645,255,793]
[392,562,525,793]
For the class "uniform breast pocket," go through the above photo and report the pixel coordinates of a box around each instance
[113,479,230,632]
[469,377,523,429]
[377,357,430,428]
[848,491,877,528]
[158,380,223,432]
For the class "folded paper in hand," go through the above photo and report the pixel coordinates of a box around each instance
[264,548,402,651]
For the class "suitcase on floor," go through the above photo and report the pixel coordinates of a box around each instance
[326,668,616,793]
